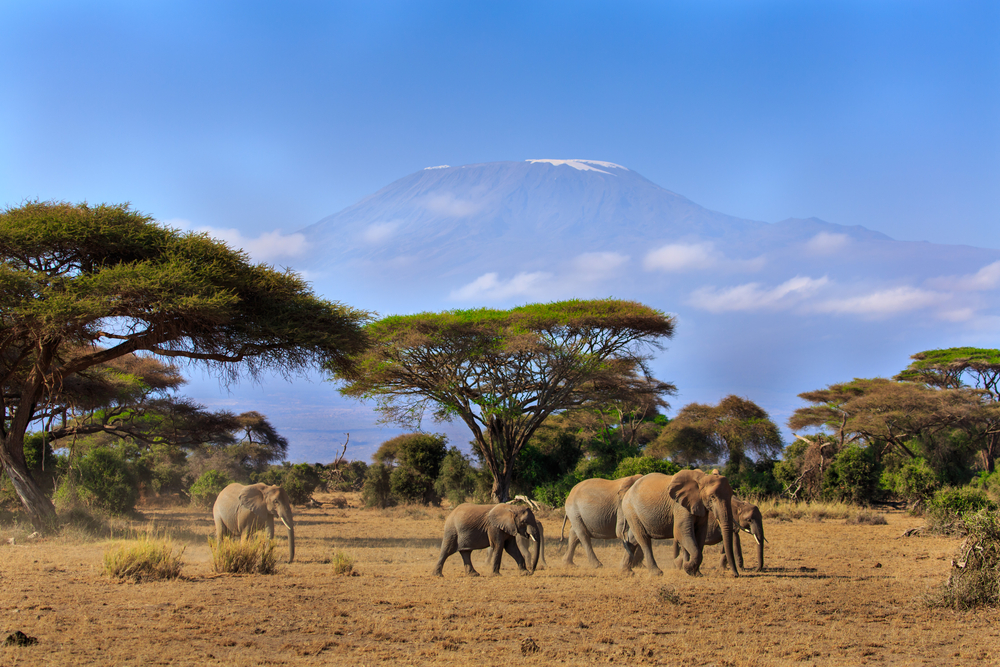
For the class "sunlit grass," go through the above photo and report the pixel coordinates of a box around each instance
[210,533,278,574]
[102,533,185,582]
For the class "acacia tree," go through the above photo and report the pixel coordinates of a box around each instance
[0,201,370,528]
[897,348,1000,472]
[647,395,783,467]
[333,300,675,502]
[788,378,980,462]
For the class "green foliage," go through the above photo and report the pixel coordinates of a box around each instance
[926,486,997,526]
[880,457,941,503]
[323,460,368,492]
[613,456,680,478]
[512,426,584,497]
[189,469,233,508]
[74,445,140,514]
[823,445,882,505]
[376,433,448,504]
[435,447,479,507]
[361,464,393,509]
[253,463,322,505]
[532,473,581,508]
[724,458,783,498]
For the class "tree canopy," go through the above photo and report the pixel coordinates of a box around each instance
[333,299,676,501]
[647,395,783,467]
[788,378,980,462]
[0,201,370,527]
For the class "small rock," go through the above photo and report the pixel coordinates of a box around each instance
[26,532,40,540]
[4,631,38,647]
[520,638,540,655]
[873,562,882,568]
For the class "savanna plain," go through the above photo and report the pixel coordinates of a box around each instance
[1,493,996,667]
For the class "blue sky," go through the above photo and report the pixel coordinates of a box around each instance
[3,2,999,460]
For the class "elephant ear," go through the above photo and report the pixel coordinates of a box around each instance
[488,505,519,536]
[667,471,708,517]
[238,486,265,513]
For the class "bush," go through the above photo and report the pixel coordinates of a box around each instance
[103,536,185,582]
[532,473,581,507]
[823,445,881,505]
[613,456,680,479]
[926,486,997,528]
[846,511,888,525]
[929,509,1000,609]
[189,470,232,508]
[435,447,478,507]
[210,533,278,574]
[74,446,140,514]
[361,464,393,508]
[253,463,322,505]
[881,457,940,504]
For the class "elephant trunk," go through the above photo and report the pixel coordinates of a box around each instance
[750,519,765,572]
[526,522,541,574]
[716,498,740,578]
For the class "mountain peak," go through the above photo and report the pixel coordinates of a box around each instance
[525,159,628,174]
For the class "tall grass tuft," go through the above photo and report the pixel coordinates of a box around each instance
[210,533,278,574]
[103,535,185,583]
[331,550,355,576]
[928,509,1000,609]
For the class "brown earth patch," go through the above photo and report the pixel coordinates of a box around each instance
[0,493,997,666]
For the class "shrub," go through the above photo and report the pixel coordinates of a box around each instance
[823,445,881,505]
[189,470,232,508]
[435,447,478,507]
[613,456,679,479]
[253,463,322,505]
[103,536,185,582]
[361,464,393,508]
[926,486,997,529]
[532,473,580,508]
[74,446,140,514]
[331,551,355,575]
[210,534,277,574]
[881,457,940,504]
[928,509,1000,609]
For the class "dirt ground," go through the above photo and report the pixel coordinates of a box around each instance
[0,493,997,666]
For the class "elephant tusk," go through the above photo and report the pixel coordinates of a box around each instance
[741,528,752,534]
[280,517,293,532]
[529,534,537,542]
[752,534,761,546]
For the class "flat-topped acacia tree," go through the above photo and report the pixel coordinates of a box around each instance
[333,300,676,502]
[0,201,370,528]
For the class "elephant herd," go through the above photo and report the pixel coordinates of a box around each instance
[435,468,767,578]
[209,471,766,579]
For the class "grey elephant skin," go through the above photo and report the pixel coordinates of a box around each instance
[213,483,296,563]
[433,503,540,576]
[561,475,643,568]
[695,497,765,571]
[485,518,547,570]
[618,469,739,577]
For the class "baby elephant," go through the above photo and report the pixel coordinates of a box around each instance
[432,503,541,577]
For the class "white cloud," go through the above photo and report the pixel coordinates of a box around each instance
[163,219,306,262]
[804,232,850,255]
[421,192,481,217]
[361,222,399,244]
[927,260,1000,292]
[643,242,717,272]
[449,271,553,301]
[689,276,830,313]
[812,286,947,317]
[572,252,629,278]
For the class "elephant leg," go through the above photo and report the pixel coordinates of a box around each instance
[577,529,604,568]
[563,529,580,567]
[488,538,507,575]
[504,538,529,574]
[432,534,459,577]
[459,550,480,576]
[673,514,703,577]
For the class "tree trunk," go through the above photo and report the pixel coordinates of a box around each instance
[490,464,514,503]
[0,435,57,531]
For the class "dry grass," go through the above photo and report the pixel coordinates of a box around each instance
[209,533,278,574]
[845,510,889,525]
[331,550,355,575]
[102,533,185,582]
[0,490,998,665]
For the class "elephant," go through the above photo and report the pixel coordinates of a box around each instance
[561,475,643,568]
[485,518,547,570]
[618,469,739,577]
[688,497,766,571]
[432,503,541,577]
[213,483,295,563]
